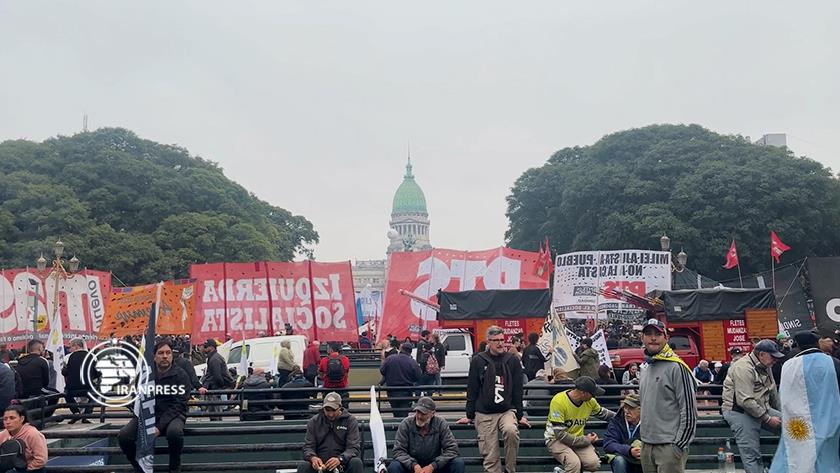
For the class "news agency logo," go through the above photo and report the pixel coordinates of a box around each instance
[81,339,150,408]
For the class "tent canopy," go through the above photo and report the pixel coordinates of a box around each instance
[662,287,776,321]
[437,288,551,320]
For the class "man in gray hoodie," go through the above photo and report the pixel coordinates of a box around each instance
[638,319,697,473]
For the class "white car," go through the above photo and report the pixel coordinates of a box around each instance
[411,329,474,378]
[195,335,307,378]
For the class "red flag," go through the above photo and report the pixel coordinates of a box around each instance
[535,237,553,279]
[770,231,791,263]
[723,239,739,269]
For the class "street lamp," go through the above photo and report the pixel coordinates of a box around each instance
[658,233,687,272]
[35,239,81,337]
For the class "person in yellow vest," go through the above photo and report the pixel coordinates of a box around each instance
[545,376,616,472]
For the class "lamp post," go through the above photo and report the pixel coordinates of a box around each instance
[659,233,687,272]
[35,239,80,338]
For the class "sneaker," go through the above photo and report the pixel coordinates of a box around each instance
[81,419,92,424]
[68,418,78,424]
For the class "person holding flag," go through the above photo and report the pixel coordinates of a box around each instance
[770,330,840,472]
[118,338,191,473]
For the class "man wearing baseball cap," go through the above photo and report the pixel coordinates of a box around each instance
[545,376,616,472]
[200,339,232,421]
[721,339,782,473]
[603,393,643,473]
[637,318,696,473]
[390,397,464,473]
[299,391,362,473]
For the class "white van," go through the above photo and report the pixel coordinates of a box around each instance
[411,329,474,378]
[194,335,307,378]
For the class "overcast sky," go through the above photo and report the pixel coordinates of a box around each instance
[2,1,838,262]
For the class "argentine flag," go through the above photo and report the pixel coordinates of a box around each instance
[770,352,840,473]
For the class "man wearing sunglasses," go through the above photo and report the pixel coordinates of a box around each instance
[299,391,363,473]
[457,325,529,473]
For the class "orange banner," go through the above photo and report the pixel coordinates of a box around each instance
[99,280,195,337]
[158,281,195,335]
[100,284,158,337]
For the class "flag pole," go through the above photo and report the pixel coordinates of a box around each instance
[737,264,743,288]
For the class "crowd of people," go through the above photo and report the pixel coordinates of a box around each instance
[2,319,840,473]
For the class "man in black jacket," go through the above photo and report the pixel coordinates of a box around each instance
[173,347,200,390]
[390,397,464,473]
[298,391,363,473]
[199,339,230,421]
[119,339,191,473]
[62,338,100,423]
[457,325,529,473]
[522,332,547,381]
[15,339,50,398]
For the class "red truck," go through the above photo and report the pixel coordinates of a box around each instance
[609,308,778,372]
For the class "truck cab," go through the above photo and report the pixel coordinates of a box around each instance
[610,329,701,373]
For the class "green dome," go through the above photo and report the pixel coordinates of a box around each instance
[392,160,428,215]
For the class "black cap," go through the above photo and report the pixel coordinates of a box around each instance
[574,376,605,396]
[753,339,784,359]
[642,318,666,334]
[728,346,743,355]
[792,330,820,349]
[203,339,218,349]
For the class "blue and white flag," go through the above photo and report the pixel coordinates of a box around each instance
[770,352,840,473]
[133,284,160,473]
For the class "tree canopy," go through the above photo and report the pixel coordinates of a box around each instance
[0,128,318,284]
[505,124,840,280]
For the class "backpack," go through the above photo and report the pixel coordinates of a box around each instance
[424,347,440,375]
[0,438,27,471]
[326,356,346,383]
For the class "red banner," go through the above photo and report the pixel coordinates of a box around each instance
[190,261,358,343]
[723,319,752,355]
[0,268,111,346]
[379,247,549,341]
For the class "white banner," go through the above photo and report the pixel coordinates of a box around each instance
[590,329,612,368]
[553,250,671,319]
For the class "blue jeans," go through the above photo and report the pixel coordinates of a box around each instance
[387,457,465,473]
[611,455,643,473]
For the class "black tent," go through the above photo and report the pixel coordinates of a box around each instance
[662,287,776,321]
[437,288,551,320]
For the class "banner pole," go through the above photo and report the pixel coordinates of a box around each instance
[737,264,743,288]
[308,260,319,342]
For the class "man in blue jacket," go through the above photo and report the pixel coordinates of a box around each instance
[603,393,642,473]
[380,343,422,418]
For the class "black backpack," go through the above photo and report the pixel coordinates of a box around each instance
[0,438,26,471]
[326,356,346,383]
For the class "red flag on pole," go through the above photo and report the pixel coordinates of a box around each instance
[723,239,739,269]
[770,231,791,263]
[535,237,553,279]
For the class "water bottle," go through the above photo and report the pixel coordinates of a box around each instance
[717,447,726,472]
[725,452,736,472]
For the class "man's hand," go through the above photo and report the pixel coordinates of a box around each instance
[154,427,160,437]
[767,416,782,429]
[630,446,641,459]
[420,465,434,473]
[518,417,531,428]
[413,464,423,473]
[198,387,207,395]
[310,457,324,470]
[324,457,341,471]
[455,417,472,425]
[586,432,599,444]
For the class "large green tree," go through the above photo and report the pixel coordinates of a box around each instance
[0,128,318,284]
[506,124,840,280]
